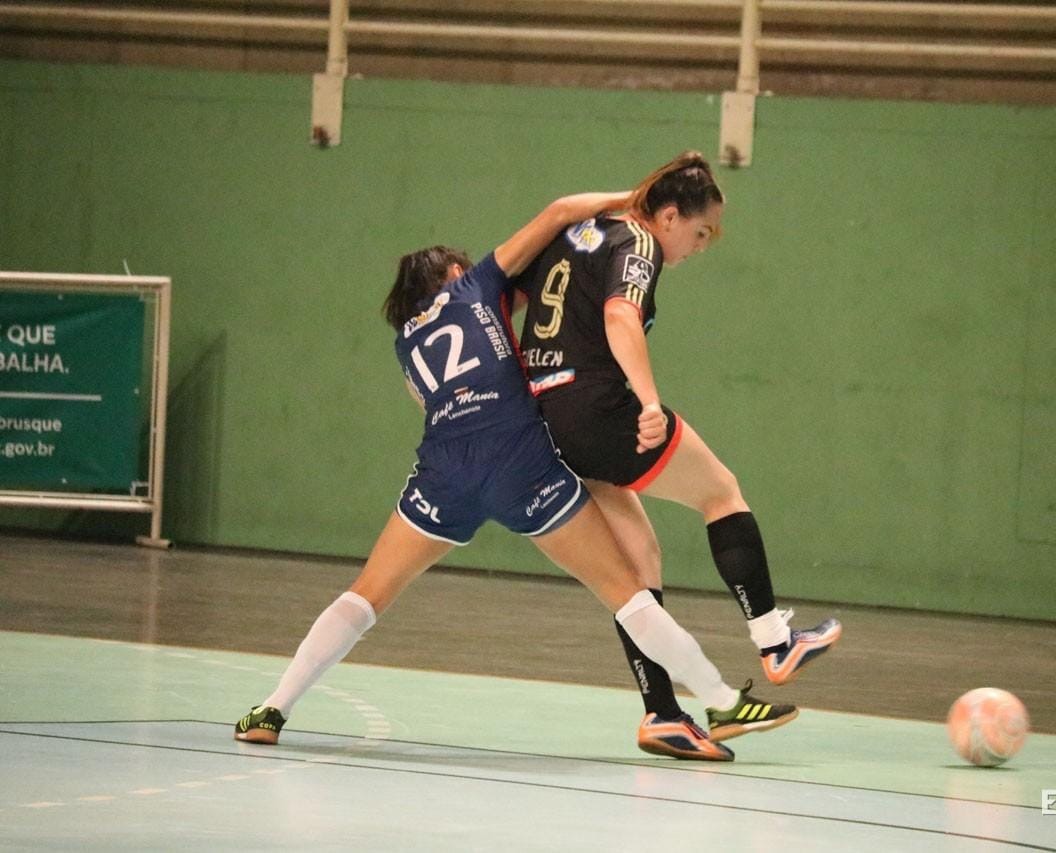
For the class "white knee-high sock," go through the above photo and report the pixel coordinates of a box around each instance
[615,590,739,711]
[263,591,376,717]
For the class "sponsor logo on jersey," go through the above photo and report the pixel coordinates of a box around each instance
[471,301,513,359]
[525,477,569,517]
[454,387,500,405]
[430,386,499,426]
[403,291,450,338]
[565,218,605,253]
[622,254,655,290]
[528,369,575,396]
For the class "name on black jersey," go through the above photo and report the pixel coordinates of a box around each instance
[524,347,564,368]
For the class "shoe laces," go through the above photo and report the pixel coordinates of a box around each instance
[737,679,767,704]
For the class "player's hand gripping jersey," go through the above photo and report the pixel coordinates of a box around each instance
[517,217,664,395]
[395,252,538,440]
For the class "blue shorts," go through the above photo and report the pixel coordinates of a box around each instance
[397,419,588,545]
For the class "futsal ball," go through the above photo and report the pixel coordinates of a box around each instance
[947,688,1029,767]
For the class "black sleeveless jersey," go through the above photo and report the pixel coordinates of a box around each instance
[516,216,664,395]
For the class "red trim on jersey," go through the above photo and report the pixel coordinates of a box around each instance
[604,294,644,321]
[499,290,530,378]
[626,413,683,493]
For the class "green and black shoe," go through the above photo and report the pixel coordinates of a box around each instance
[234,705,286,744]
[707,680,799,742]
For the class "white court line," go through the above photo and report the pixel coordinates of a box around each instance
[10,638,397,811]
[142,643,395,741]
[15,753,311,809]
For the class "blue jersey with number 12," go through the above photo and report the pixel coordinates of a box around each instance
[394,252,539,441]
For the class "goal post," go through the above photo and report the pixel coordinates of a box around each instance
[0,272,172,548]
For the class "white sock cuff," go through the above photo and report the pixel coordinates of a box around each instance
[746,607,791,650]
[338,591,377,630]
[615,589,658,624]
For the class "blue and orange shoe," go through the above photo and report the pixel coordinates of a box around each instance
[761,613,842,685]
[637,712,735,761]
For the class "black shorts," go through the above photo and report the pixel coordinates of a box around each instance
[536,382,682,490]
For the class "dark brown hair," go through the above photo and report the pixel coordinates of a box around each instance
[382,246,473,330]
[629,150,724,220]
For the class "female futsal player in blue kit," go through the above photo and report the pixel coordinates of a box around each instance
[517,152,842,759]
[234,189,797,758]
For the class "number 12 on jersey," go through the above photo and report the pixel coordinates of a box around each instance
[409,323,481,392]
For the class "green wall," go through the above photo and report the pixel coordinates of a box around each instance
[1,59,1053,619]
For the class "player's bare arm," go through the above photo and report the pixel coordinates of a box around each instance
[494,191,630,277]
[603,298,666,453]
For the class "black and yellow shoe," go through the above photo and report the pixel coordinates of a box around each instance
[234,705,286,744]
[706,680,799,742]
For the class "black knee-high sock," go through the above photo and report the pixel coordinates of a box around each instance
[707,511,776,620]
[613,588,684,719]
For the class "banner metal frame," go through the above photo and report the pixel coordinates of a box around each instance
[0,272,172,548]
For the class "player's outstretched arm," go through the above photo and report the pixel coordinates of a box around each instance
[494,192,630,277]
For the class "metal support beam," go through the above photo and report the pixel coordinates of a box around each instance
[720,0,761,168]
[311,0,349,147]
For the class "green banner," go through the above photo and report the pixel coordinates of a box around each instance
[0,291,146,492]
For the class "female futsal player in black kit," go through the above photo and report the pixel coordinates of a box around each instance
[517,152,842,759]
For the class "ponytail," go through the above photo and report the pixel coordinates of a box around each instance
[629,150,724,220]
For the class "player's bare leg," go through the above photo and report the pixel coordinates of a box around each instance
[643,420,841,684]
[235,514,451,743]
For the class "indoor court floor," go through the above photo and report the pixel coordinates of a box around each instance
[1,534,1054,850]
